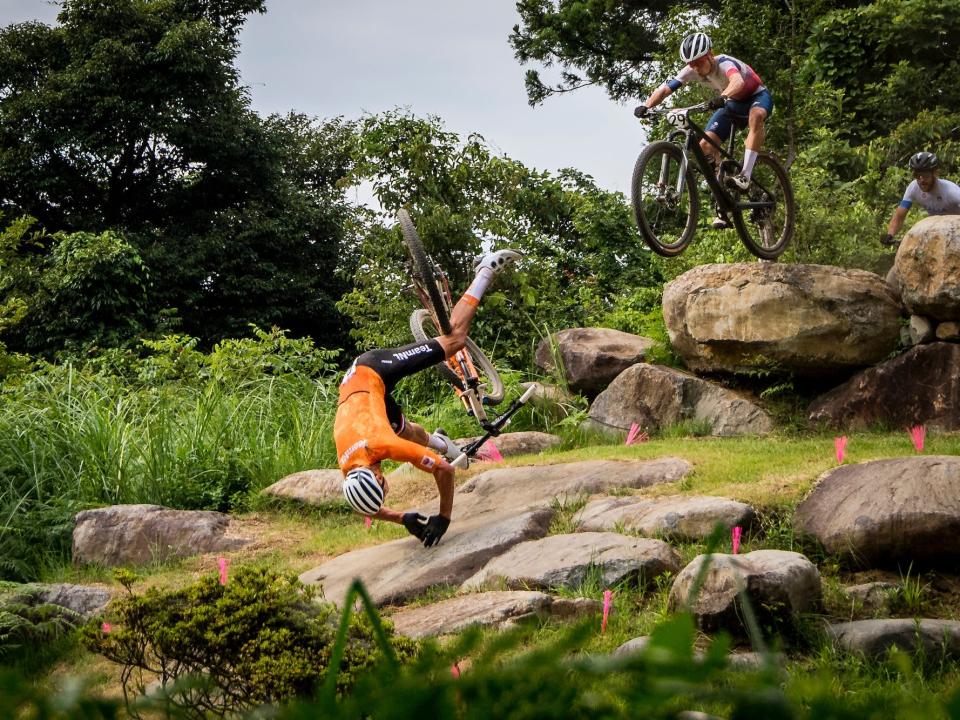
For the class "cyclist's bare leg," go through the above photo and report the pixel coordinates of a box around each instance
[741,107,767,180]
[699,131,723,169]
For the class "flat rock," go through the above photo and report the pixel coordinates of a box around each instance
[808,343,960,430]
[793,456,960,567]
[613,636,783,670]
[586,364,772,437]
[456,431,562,458]
[28,583,113,617]
[895,216,960,320]
[668,550,821,635]
[260,469,345,505]
[663,263,901,377]
[300,509,554,607]
[462,532,680,590]
[389,590,600,638]
[534,327,656,396]
[828,619,960,658]
[844,582,897,613]
[72,505,250,566]
[576,495,756,541]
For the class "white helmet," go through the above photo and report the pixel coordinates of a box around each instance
[680,32,712,63]
[342,467,383,515]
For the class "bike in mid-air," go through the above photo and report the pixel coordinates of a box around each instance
[632,99,795,260]
[397,209,532,467]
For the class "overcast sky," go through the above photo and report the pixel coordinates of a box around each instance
[3,1,641,201]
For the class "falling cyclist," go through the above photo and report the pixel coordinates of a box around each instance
[335,245,520,547]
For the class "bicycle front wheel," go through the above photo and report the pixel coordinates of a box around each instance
[398,209,451,333]
[631,140,699,257]
[732,153,795,260]
[409,308,505,405]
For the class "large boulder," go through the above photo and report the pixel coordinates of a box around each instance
[462,532,680,590]
[808,343,960,430]
[895,215,960,320]
[793,456,960,568]
[663,264,901,376]
[260,469,344,506]
[828,619,960,659]
[389,591,599,639]
[668,550,821,635]
[534,327,656,396]
[576,495,756,541]
[585,363,772,437]
[73,505,250,566]
[456,431,561,458]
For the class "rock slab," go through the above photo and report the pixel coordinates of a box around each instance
[828,619,960,658]
[462,532,680,590]
[794,456,960,567]
[389,590,600,638]
[260,469,345,505]
[73,505,250,566]
[456,431,561,458]
[576,495,756,541]
[663,263,901,376]
[534,327,656,396]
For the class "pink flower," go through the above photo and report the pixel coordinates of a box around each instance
[732,526,742,555]
[834,436,848,465]
[601,590,613,633]
[217,556,230,585]
[101,622,112,634]
[909,425,925,453]
[364,516,372,529]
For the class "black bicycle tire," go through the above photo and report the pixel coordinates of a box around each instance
[409,308,505,405]
[398,209,451,334]
[631,140,700,257]
[732,153,795,260]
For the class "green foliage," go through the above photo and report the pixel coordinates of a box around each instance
[0,594,81,665]
[83,567,418,718]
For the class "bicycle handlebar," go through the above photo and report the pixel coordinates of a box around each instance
[637,100,712,121]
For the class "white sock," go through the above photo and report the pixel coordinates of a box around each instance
[742,149,758,179]
[463,268,494,304]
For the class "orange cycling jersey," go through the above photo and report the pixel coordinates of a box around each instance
[334,364,442,475]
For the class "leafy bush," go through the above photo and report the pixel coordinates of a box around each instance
[83,567,419,719]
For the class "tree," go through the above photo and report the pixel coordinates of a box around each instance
[0,0,356,353]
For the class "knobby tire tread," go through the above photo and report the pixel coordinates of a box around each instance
[398,209,451,334]
[631,140,699,257]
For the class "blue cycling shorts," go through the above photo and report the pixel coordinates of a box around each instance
[705,88,774,140]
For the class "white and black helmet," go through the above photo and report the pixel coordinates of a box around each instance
[908,151,939,172]
[342,467,383,515]
[680,32,712,63]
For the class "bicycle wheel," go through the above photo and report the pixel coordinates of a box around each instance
[731,152,795,260]
[409,308,505,405]
[631,140,699,257]
[398,209,451,334]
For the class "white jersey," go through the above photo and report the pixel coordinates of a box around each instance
[666,54,764,101]
[900,178,960,215]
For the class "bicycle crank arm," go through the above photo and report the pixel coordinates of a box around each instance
[451,385,536,467]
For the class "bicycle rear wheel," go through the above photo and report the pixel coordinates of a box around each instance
[409,308,505,405]
[732,153,794,260]
[631,140,699,256]
[398,209,451,334]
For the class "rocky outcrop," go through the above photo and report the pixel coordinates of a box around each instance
[389,591,599,639]
[828,619,960,659]
[808,343,960,430]
[260,469,345,506]
[585,363,772,437]
[793,456,960,567]
[72,505,250,566]
[462,532,680,590]
[576,495,756,541]
[663,264,901,376]
[895,216,960,320]
[456,431,561,458]
[668,550,821,635]
[534,328,656,396]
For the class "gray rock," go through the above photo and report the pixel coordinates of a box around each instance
[260,469,345,506]
[73,505,250,566]
[844,582,897,613]
[389,590,600,638]
[807,343,960,430]
[456,431,561,458]
[909,315,935,345]
[663,263,901,377]
[30,584,113,617]
[936,321,960,341]
[668,550,821,635]
[534,327,656,396]
[613,635,783,671]
[895,216,960,320]
[828,619,960,658]
[519,381,576,418]
[793,456,960,567]
[585,364,772,437]
[462,532,680,590]
[576,495,756,541]
[613,635,651,656]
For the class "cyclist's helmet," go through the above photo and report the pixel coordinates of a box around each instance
[343,467,383,515]
[680,32,712,63]
[908,151,939,172]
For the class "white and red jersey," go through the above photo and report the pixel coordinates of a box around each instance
[665,55,765,100]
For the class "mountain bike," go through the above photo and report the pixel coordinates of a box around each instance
[632,100,795,260]
[398,210,530,465]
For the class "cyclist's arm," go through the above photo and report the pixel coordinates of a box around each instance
[720,71,745,99]
[887,205,909,237]
[643,83,673,109]
[433,462,454,518]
